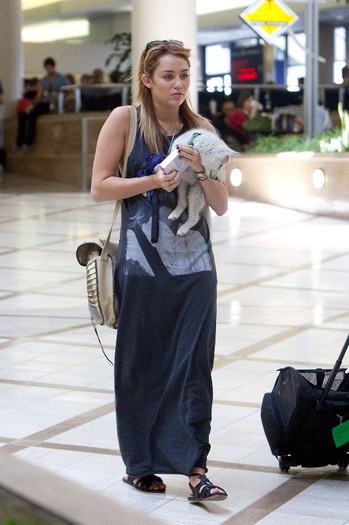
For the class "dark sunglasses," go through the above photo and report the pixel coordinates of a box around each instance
[145,40,184,51]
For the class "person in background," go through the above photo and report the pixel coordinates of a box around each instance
[80,74,93,111]
[212,98,236,147]
[80,73,92,86]
[297,77,304,96]
[63,73,76,112]
[273,95,333,134]
[212,99,235,133]
[293,98,333,134]
[227,90,263,148]
[91,68,105,84]
[339,65,349,111]
[65,73,76,85]
[81,69,107,110]
[14,58,69,151]
[91,39,228,503]
[38,57,70,112]
[16,78,39,114]
[15,77,40,152]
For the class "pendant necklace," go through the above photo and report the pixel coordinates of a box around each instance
[161,119,179,154]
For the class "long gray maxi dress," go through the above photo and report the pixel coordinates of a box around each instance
[114,119,217,477]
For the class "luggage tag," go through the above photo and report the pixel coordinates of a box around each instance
[332,417,349,448]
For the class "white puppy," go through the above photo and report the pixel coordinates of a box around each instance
[167,129,239,235]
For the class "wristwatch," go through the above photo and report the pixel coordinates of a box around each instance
[195,171,208,182]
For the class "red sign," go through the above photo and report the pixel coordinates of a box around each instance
[237,67,258,82]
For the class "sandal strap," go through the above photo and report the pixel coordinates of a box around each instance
[189,474,227,500]
[134,474,163,490]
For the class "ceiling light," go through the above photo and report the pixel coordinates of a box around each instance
[196,0,249,15]
[21,0,68,9]
[22,19,89,42]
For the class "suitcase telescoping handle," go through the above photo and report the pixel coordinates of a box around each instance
[319,332,349,406]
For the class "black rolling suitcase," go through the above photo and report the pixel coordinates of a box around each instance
[261,333,349,472]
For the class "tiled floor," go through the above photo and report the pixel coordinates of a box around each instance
[0,173,349,524]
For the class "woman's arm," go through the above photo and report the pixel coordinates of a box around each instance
[197,177,229,216]
[91,106,181,203]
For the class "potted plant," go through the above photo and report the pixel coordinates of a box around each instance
[227,105,349,218]
[246,104,349,154]
[105,32,131,83]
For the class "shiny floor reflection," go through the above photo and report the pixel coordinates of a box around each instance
[0,187,348,524]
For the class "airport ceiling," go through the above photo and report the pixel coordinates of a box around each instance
[22,0,349,45]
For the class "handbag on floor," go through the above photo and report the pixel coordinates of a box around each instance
[76,106,137,361]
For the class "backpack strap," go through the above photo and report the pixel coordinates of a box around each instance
[102,105,138,256]
[120,105,138,178]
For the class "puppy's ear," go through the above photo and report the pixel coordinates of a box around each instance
[229,147,240,156]
[222,154,231,166]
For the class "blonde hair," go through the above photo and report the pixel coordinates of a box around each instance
[135,41,208,153]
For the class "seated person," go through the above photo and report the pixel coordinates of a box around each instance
[91,68,105,84]
[38,57,70,113]
[212,98,239,148]
[227,90,262,147]
[16,77,39,114]
[339,65,349,111]
[15,77,42,151]
[273,96,332,134]
[80,73,92,86]
[294,103,332,134]
[212,99,235,136]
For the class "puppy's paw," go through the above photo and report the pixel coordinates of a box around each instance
[176,225,189,236]
[168,211,179,222]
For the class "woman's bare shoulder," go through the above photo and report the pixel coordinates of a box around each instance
[107,105,135,127]
[98,105,136,144]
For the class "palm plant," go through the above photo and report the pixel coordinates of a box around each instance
[105,32,131,83]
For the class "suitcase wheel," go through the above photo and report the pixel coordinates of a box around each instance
[337,459,348,470]
[278,456,290,472]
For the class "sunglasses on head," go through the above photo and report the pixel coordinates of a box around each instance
[145,40,184,51]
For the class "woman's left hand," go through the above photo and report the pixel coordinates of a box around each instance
[176,145,204,174]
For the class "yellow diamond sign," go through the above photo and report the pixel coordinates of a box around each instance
[240,0,299,43]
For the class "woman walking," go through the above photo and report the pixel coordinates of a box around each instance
[91,40,228,503]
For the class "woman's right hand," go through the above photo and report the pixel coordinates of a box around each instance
[153,167,181,193]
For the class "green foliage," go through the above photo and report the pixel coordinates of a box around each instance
[243,114,272,133]
[338,102,349,150]
[247,133,324,153]
[247,106,349,153]
[105,32,131,82]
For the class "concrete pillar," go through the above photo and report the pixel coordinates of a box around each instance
[304,0,319,137]
[0,0,23,117]
[319,24,335,85]
[262,45,275,82]
[131,0,198,109]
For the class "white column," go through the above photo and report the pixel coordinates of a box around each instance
[304,0,319,137]
[131,0,198,109]
[0,0,23,117]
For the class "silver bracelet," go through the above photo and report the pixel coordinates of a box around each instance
[195,171,208,181]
